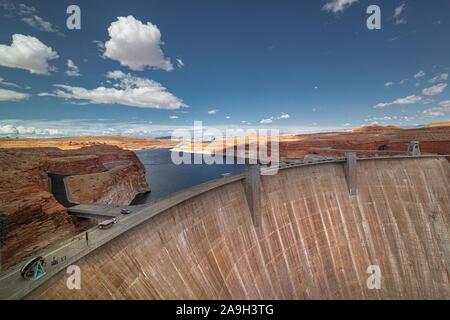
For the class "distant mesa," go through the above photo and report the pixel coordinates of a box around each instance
[424,121,450,128]
[0,135,178,150]
[352,124,403,133]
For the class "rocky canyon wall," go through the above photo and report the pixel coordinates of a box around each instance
[0,145,150,269]
[65,161,150,206]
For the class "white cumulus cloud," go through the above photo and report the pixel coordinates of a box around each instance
[0,34,58,74]
[422,98,434,105]
[384,81,393,87]
[259,112,290,124]
[16,3,37,15]
[373,94,422,109]
[393,3,407,24]
[106,70,126,79]
[422,83,447,96]
[92,40,105,53]
[0,88,31,101]
[65,59,81,77]
[39,71,188,110]
[421,100,450,117]
[0,124,19,135]
[322,0,358,13]
[103,16,173,71]
[176,58,184,68]
[0,1,63,35]
[414,70,425,78]
[21,15,60,34]
[0,77,21,88]
[428,73,448,83]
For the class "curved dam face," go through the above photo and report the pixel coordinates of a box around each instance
[33,157,449,299]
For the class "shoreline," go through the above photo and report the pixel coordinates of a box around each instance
[131,145,176,151]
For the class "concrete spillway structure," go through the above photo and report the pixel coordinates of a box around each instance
[17,157,450,299]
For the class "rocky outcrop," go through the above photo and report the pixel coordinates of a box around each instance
[47,155,105,175]
[351,124,403,133]
[0,145,150,269]
[65,161,150,206]
[276,124,450,160]
[0,191,75,269]
[279,124,450,160]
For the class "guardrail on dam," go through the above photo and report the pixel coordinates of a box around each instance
[0,154,448,299]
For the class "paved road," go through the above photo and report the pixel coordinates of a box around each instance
[68,203,134,219]
[48,172,76,208]
[0,173,246,299]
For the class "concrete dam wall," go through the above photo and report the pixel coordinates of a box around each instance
[33,157,449,299]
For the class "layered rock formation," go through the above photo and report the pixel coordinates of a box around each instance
[0,136,178,150]
[278,123,450,160]
[65,161,150,205]
[179,122,450,161]
[0,145,149,269]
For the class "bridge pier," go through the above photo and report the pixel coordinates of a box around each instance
[344,152,357,196]
[245,164,261,227]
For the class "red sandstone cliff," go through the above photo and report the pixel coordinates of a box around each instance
[279,124,450,160]
[0,145,149,269]
[65,161,150,205]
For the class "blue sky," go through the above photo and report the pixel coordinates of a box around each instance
[0,0,449,137]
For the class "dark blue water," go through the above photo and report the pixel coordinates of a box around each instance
[133,148,245,203]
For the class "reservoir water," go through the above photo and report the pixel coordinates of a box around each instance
[133,148,246,203]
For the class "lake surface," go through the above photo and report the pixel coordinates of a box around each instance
[133,148,246,203]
